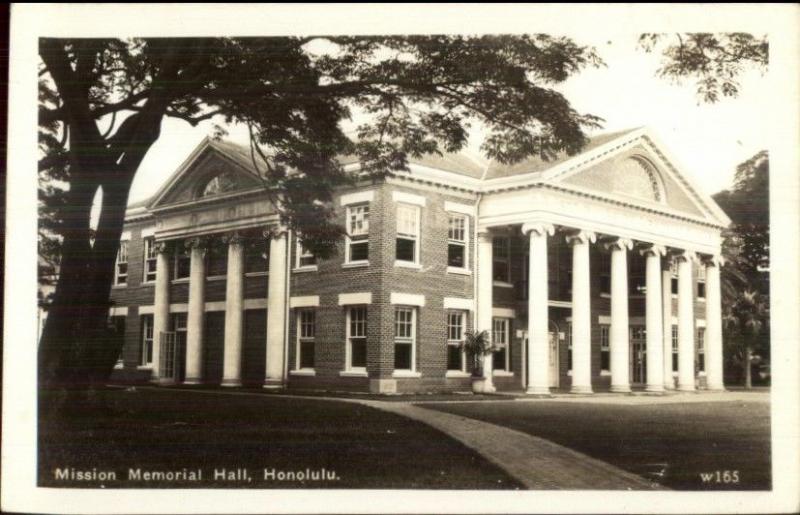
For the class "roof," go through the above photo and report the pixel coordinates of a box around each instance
[127,128,642,209]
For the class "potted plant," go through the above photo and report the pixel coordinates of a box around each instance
[460,329,497,394]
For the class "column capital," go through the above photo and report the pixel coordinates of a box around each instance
[222,231,245,246]
[601,236,634,252]
[672,249,698,263]
[638,243,666,257]
[184,236,209,254]
[153,241,170,255]
[564,229,596,246]
[521,222,555,237]
[700,254,725,267]
[476,228,494,244]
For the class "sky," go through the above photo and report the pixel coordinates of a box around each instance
[127,33,770,205]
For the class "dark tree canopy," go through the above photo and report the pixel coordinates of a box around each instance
[638,33,768,103]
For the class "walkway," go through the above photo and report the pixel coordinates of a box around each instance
[153,386,664,490]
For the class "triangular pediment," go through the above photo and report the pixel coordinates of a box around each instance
[148,138,263,210]
[543,128,730,226]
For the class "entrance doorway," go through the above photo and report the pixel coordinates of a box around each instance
[630,326,646,384]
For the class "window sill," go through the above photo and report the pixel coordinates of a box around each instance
[600,293,611,299]
[171,278,190,284]
[290,369,316,376]
[339,370,368,377]
[207,275,227,282]
[342,261,369,269]
[600,370,611,376]
[447,267,472,276]
[112,284,127,289]
[493,370,514,377]
[136,365,153,370]
[392,370,421,378]
[245,271,269,278]
[698,371,707,377]
[493,281,513,288]
[698,298,706,302]
[394,261,421,270]
[293,266,318,273]
[445,371,470,378]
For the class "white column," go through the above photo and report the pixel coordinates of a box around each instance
[222,232,245,387]
[476,230,495,392]
[704,256,725,391]
[264,229,288,388]
[151,242,170,382]
[662,259,675,390]
[566,230,595,394]
[608,238,633,393]
[522,223,554,395]
[642,245,665,393]
[184,238,206,384]
[676,251,696,391]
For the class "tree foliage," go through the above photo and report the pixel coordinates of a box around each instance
[638,33,768,103]
[38,36,603,387]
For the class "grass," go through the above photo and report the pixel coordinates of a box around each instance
[39,387,521,489]
[420,397,771,490]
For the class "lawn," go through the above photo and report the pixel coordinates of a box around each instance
[420,397,771,490]
[38,387,521,489]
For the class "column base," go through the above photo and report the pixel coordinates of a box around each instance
[645,384,665,393]
[706,385,726,392]
[262,380,285,389]
[610,384,631,393]
[677,384,696,392]
[570,385,593,394]
[221,379,242,388]
[183,378,202,385]
[525,385,551,395]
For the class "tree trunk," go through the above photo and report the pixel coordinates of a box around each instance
[744,347,752,389]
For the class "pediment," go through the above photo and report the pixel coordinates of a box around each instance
[148,139,263,210]
[548,129,730,226]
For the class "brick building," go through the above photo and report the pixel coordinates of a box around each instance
[109,127,729,394]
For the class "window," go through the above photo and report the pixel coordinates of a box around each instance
[697,328,705,372]
[599,252,611,295]
[143,238,157,282]
[114,240,129,285]
[206,239,227,277]
[172,312,188,332]
[296,238,317,269]
[670,261,679,295]
[394,307,416,371]
[140,315,154,366]
[629,256,646,296]
[672,325,679,372]
[446,311,466,371]
[447,213,468,269]
[346,204,370,263]
[492,236,511,283]
[245,236,269,274]
[600,324,610,373]
[492,318,511,372]
[395,204,420,263]
[200,171,239,197]
[296,309,316,370]
[567,323,573,372]
[174,242,191,280]
[347,306,367,371]
[697,281,706,299]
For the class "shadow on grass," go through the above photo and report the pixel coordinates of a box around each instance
[38,387,522,489]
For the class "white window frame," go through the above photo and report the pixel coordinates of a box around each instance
[395,203,421,267]
[345,306,368,373]
[295,237,317,271]
[697,327,706,374]
[393,307,417,375]
[671,325,679,375]
[492,236,512,286]
[295,309,316,373]
[114,240,129,286]
[446,212,470,273]
[142,237,157,283]
[345,203,370,266]
[492,317,511,373]
[140,314,154,367]
[173,244,191,281]
[599,324,611,375]
[446,310,467,374]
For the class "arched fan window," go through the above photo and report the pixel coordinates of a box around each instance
[199,171,240,198]
[614,157,663,202]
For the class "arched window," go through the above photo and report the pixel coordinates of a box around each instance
[198,171,240,198]
[614,157,663,202]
